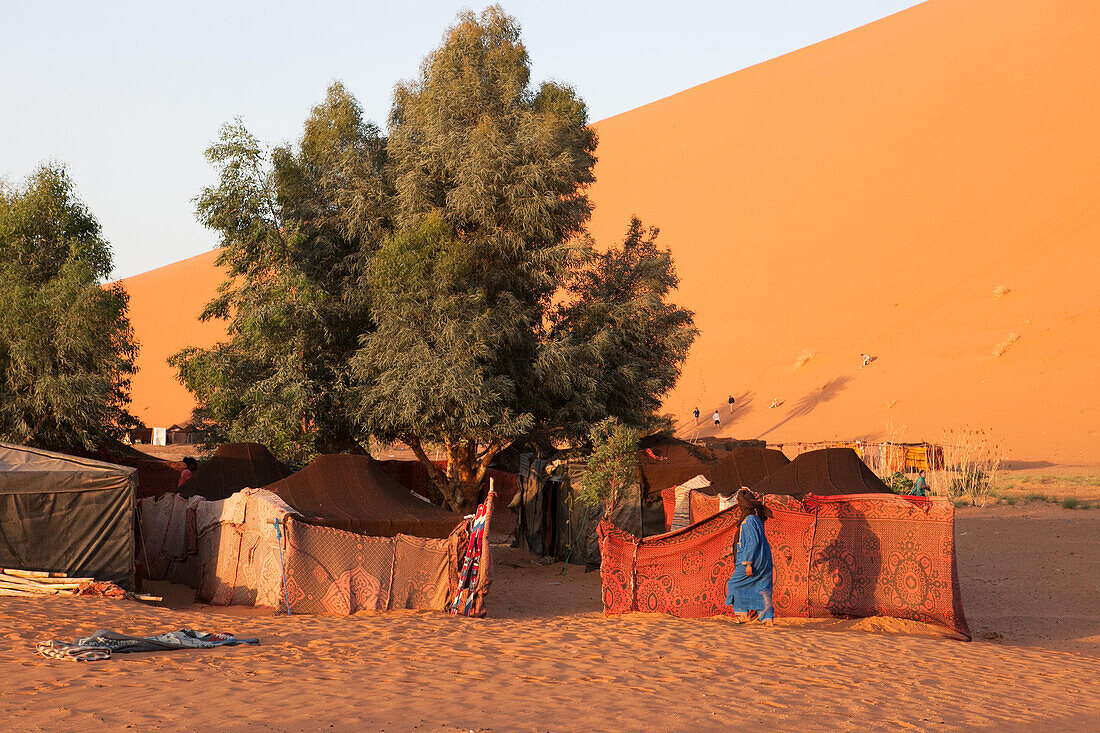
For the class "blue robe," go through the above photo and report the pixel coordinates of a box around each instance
[725,514,774,620]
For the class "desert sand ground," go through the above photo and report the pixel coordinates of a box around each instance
[1,503,1096,732]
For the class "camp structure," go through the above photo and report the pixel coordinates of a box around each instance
[599,493,970,640]
[511,455,642,567]
[137,458,490,616]
[637,436,772,499]
[661,447,885,530]
[0,443,136,588]
[749,447,889,496]
[512,439,786,563]
[262,454,465,538]
[177,442,290,501]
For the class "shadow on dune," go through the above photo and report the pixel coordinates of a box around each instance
[756,375,852,440]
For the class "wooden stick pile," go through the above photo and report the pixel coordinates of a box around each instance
[0,568,160,602]
[0,568,90,596]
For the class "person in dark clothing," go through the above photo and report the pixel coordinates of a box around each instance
[728,395,736,413]
[693,407,700,424]
[178,456,198,488]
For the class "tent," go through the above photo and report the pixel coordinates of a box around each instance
[0,442,136,588]
[749,447,889,496]
[511,456,642,565]
[262,454,464,538]
[661,447,884,530]
[637,437,781,498]
[599,493,970,639]
[178,442,290,501]
[141,488,488,615]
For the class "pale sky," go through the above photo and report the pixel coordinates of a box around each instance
[1,1,925,279]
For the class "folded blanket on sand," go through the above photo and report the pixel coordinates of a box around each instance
[36,629,259,661]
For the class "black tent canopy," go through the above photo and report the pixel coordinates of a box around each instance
[0,442,136,588]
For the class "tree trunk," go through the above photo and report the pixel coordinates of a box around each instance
[405,435,507,515]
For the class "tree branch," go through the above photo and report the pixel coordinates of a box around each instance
[404,435,453,507]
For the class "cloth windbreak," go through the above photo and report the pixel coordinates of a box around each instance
[599,493,970,639]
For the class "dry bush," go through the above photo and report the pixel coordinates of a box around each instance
[992,332,1020,357]
[935,427,1002,506]
[793,349,816,369]
[992,284,1011,298]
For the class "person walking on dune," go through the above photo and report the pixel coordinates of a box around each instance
[860,353,874,369]
[693,407,700,424]
[728,395,736,414]
[726,489,774,625]
[713,410,721,428]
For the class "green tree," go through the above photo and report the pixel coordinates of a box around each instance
[0,164,137,451]
[548,217,699,441]
[350,8,696,512]
[578,418,640,516]
[172,82,388,464]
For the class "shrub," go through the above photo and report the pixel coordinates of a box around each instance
[579,418,640,515]
[1061,497,1080,510]
[940,427,1001,507]
[884,471,914,495]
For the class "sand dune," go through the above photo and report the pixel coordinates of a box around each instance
[118,0,1099,464]
[586,0,1100,464]
[118,250,225,429]
[1,504,1096,731]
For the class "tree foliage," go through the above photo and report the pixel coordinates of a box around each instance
[172,83,388,464]
[175,7,697,509]
[0,164,137,451]
[349,8,695,512]
[578,418,640,515]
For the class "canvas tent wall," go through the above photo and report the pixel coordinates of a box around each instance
[141,488,487,615]
[178,442,290,501]
[262,454,464,539]
[0,442,136,588]
[599,493,970,639]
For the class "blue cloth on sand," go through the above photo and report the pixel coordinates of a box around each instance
[725,514,774,620]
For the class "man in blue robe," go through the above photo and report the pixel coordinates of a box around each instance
[725,490,774,624]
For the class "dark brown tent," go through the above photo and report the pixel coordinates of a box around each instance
[179,442,290,501]
[0,442,135,588]
[637,437,718,499]
[262,454,464,538]
[638,438,788,499]
[704,447,792,494]
[749,447,888,496]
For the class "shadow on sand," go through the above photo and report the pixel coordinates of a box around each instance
[756,375,851,440]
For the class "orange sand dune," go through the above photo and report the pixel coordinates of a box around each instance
[121,0,1098,464]
[587,0,1100,464]
[116,250,225,428]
